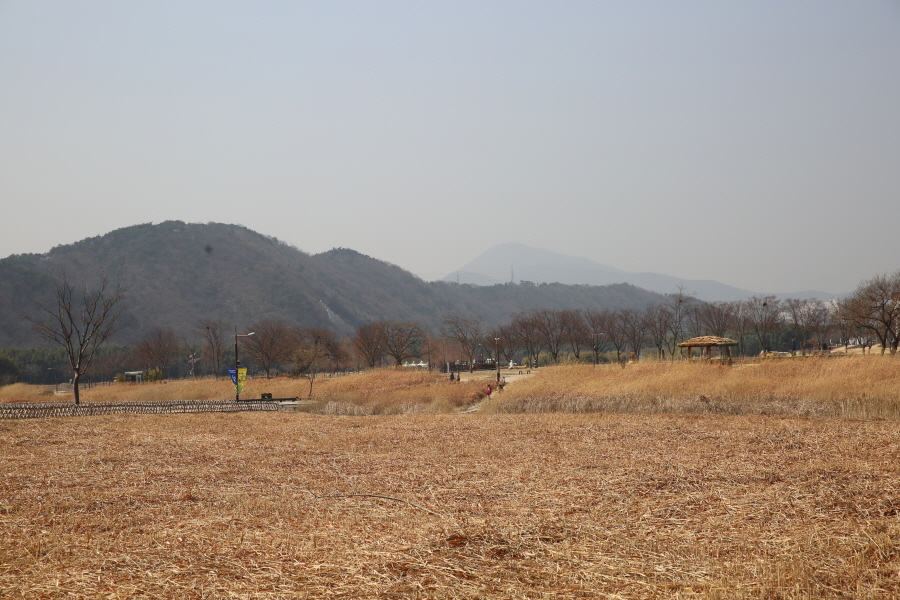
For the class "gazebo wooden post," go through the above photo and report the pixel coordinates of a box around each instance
[678,336,739,367]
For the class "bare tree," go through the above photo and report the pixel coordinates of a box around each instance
[24,274,126,405]
[583,308,614,364]
[88,347,134,383]
[303,327,346,373]
[606,310,629,363]
[243,319,294,378]
[685,302,704,342]
[644,304,672,360]
[841,271,900,354]
[442,314,483,372]
[510,310,543,367]
[664,288,696,358]
[833,299,855,352]
[697,301,735,338]
[729,300,752,357]
[784,298,829,354]
[291,327,345,396]
[134,327,180,378]
[798,299,833,352]
[620,308,647,360]
[747,295,781,354]
[353,321,387,368]
[560,309,588,361]
[196,319,226,380]
[531,309,567,365]
[418,331,442,371]
[383,321,424,365]
[487,323,520,366]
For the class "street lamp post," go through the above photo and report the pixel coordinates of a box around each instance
[233,326,255,401]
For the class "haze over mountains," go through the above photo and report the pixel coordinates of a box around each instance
[0,222,664,348]
[443,243,839,302]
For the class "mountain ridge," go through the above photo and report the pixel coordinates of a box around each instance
[443,243,839,301]
[0,221,665,347]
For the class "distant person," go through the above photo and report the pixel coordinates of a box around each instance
[485,384,493,397]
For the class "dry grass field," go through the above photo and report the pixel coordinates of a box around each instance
[2,411,899,598]
[2,358,900,598]
[0,370,492,415]
[487,357,900,420]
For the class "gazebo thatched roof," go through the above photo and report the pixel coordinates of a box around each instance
[677,336,739,348]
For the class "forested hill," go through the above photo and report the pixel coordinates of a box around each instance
[0,221,664,347]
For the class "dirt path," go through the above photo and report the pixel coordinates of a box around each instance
[456,369,536,413]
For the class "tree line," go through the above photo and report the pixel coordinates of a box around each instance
[7,269,900,403]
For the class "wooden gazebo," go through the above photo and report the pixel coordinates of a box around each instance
[678,336,739,364]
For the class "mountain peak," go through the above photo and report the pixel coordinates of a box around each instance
[442,242,834,302]
[444,243,624,285]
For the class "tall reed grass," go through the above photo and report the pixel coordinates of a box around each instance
[0,382,55,402]
[7,357,900,419]
[484,356,900,419]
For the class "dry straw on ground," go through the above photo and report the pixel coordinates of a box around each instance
[3,359,900,597]
[1,411,899,598]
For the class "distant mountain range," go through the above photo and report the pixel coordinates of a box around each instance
[0,222,665,347]
[442,242,839,302]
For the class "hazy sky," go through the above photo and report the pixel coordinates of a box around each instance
[2,2,898,294]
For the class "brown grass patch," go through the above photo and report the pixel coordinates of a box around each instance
[5,369,489,414]
[485,357,900,419]
[1,412,898,598]
[0,382,55,403]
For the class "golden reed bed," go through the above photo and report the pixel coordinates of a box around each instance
[488,358,900,420]
[1,410,899,598]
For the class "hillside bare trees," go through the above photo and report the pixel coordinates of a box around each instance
[353,322,388,368]
[583,308,613,364]
[531,309,567,365]
[511,311,543,368]
[134,327,180,378]
[840,271,900,354]
[351,321,423,367]
[383,321,424,365]
[243,320,295,378]
[645,304,672,359]
[196,319,226,379]
[486,323,519,366]
[442,314,483,371]
[24,274,126,404]
[746,296,781,353]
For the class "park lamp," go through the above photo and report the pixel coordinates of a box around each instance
[234,328,255,401]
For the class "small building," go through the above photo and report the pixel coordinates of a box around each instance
[124,371,143,384]
[677,336,739,364]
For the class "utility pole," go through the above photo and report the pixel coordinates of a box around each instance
[233,326,255,401]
